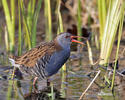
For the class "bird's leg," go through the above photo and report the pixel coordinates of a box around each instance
[47,78,50,86]
[47,78,54,99]
[33,77,38,92]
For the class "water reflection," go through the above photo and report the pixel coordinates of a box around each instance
[0,50,125,100]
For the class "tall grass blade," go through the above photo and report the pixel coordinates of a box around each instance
[32,0,36,14]
[4,26,9,51]
[6,80,13,100]
[27,0,32,34]
[18,0,22,56]
[57,1,63,34]
[11,0,15,44]
[56,0,66,71]
[77,0,82,41]
[44,0,52,41]
[98,0,107,45]
[61,69,67,98]
[111,4,125,90]
[87,41,94,65]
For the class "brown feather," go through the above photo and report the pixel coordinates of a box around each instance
[13,41,62,67]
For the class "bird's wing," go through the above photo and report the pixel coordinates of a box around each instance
[13,42,57,67]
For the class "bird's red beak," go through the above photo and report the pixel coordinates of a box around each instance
[70,36,86,45]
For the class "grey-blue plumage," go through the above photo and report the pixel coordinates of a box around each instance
[45,48,70,76]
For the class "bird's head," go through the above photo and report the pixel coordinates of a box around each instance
[55,32,84,49]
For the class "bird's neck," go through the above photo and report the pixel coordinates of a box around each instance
[54,39,70,51]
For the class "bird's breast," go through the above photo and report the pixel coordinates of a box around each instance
[45,49,70,76]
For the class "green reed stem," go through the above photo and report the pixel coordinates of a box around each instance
[6,80,13,100]
[56,0,66,71]
[77,0,82,41]
[32,0,42,47]
[2,0,15,52]
[111,5,124,90]
[14,80,19,99]
[56,0,63,34]
[20,0,42,48]
[20,0,31,50]
[61,69,67,98]
[45,0,52,41]
[98,0,107,46]
[11,0,15,39]
[32,0,36,14]
[18,0,22,56]
[27,0,32,34]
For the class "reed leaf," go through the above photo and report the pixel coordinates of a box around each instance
[56,0,66,71]
[56,0,64,33]
[27,0,32,33]
[18,0,22,56]
[111,4,125,90]
[77,0,82,41]
[87,41,94,65]
[4,26,9,51]
[32,0,36,14]
[98,0,107,45]
[2,0,15,52]
[99,0,124,65]
[44,0,52,41]
[61,70,67,98]
[6,80,13,100]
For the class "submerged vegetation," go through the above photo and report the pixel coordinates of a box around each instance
[0,0,125,100]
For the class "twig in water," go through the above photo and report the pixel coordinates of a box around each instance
[92,58,103,66]
[79,70,101,100]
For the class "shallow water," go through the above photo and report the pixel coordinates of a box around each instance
[0,48,125,100]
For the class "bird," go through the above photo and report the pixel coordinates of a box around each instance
[9,32,84,88]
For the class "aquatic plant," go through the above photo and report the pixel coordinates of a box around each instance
[44,0,52,41]
[2,0,15,52]
[99,0,124,65]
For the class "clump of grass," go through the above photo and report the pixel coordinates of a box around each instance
[99,0,125,65]
[111,6,124,90]
[19,0,42,50]
[32,0,43,47]
[3,0,42,53]
[2,0,15,52]
[97,0,125,91]
[19,0,31,50]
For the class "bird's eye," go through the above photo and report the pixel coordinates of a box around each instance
[65,36,70,38]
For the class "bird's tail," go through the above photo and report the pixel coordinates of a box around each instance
[9,55,20,67]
